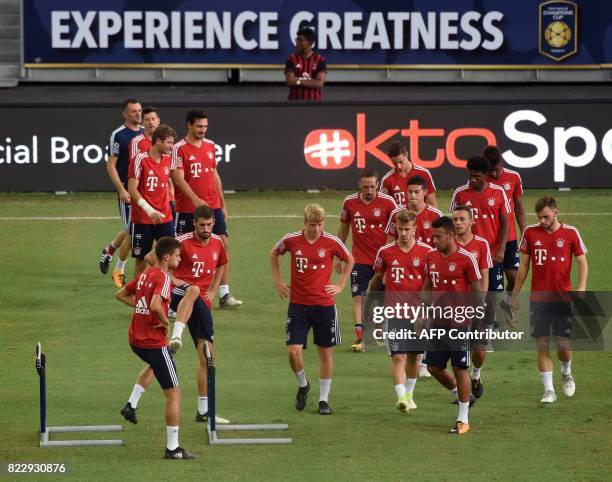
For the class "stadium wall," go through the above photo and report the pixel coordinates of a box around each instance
[1,102,611,192]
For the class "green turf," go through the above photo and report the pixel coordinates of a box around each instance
[1,190,612,481]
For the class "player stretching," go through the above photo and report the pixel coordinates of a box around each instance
[450,155,511,396]
[512,197,588,403]
[380,142,438,208]
[171,109,242,308]
[423,217,482,434]
[484,145,525,324]
[336,169,397,352]
[371,210,432,412]
[99,99,143,287]
[128,125,176,279]
[115,237,195,459]
[270,204,354,415]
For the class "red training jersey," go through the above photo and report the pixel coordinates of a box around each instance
[380,166,437,207]
[285,52,327,101]
[129,135,174,203]
[174,232,228,308]
[457,235,493,272]
[450,182,511,256]
[386,204,442,247]
[487,168,523,242]
[129,151,173,224]
[375,241,433,305]
[519,223,587,297]
[172,137,221,212]
[125,266,172,349]
[425,248,481,292]
[274,231,351,306]
[340,192,397,265]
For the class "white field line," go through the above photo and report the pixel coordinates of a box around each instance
[0,213,610,221]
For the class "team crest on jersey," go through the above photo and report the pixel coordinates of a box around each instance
[318,249,326,258]
[556,238,565,248]
[503,182,511,191]
[412,257,421,267]
[487,197,496,206]
[373,208,381,217]
[423,221,431,230]
[448,262,457,272]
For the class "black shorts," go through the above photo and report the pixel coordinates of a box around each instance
[286,303,340,348]
[503,240,519,271]
[117,195,131,233]
[170,286,214,344]
[530,301,574,339]
[351,264,375,297]
[385,319,425,356]
[130,345,179,390]
[423,335,470,369]
[131,222,175,259]
[175,209,228,237]
[489,263,504,292]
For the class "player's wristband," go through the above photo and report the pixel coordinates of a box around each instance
[137,198,156,217]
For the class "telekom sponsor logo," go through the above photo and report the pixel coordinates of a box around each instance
[303,129,355,169]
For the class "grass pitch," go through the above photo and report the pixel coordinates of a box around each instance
[1,189,612,481]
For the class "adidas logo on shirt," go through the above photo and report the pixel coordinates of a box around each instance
[135,296,150,315]
[465,201,472,206]
[296,250,303,255]
[392,260,399,265]
[534,240,542,246]
[189,155,196,160]
[192,253,198,259]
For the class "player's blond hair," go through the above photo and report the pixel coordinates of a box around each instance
[304,203,325,222]
[395,209,416,226]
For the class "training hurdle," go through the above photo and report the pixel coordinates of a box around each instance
[36,342,123,447]
[204,343,292,446]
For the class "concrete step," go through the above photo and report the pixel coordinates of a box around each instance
[0,12,19,26]
[0,62,18,87]
[0,25,19,38]
[0,1,19,14]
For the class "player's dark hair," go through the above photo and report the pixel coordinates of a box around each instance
[186,109,207,125]
[386,142,406,158]
[121,98,139,111]
[194,205,215,221]
[152,124,177,144]
[297,27,315,45]
[142,105,158,117]
[483,145,502,167]
[466,155,490,174]
[407,175,427,189]
[535,196,557,213]
[155,237,181,260]
[360,168,378,180]
[432,216,455,234]
[453,204,473,219]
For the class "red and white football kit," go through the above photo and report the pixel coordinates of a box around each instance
[380,166,437,207]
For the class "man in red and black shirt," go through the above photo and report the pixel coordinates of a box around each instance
[115,237,195,459]
[271,203,354,415]
[284,27,327,101]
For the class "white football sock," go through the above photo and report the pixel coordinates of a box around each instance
[294,369,308,388]
[198,396,208,415]
[172,321,186,339]
[540,371,554,392]
[166,426,179,451]
[128,384,145,408]
[219,284,230,298]
[450,386,458,399]
[319,379,332,402]
[458,402,470,424]
[394,383,406,399]
[560,360,572,376]
[405,378,417,394]
[471,367,481,380]
[115,258,127,271]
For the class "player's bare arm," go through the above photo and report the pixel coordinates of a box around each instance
[284,70,298,87]
[205,263,227,303]
[369,272,384,292]
[480,268,489,292]
[575,254,588,292]
[494,213,509,264]
[149,293,170,329]
[514,194,526,237]
[421,277,433,305]
[106,155,130,202]
[425,191,438,208]
[334,222,350,273]
[115,286,136,307]
[511,252,531,310]
[300,71,326,89]
[128,178,164,225]
[213,170,227,217]
[326,253,354,296]
[171,169,206,207]
[270,249,290,299]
